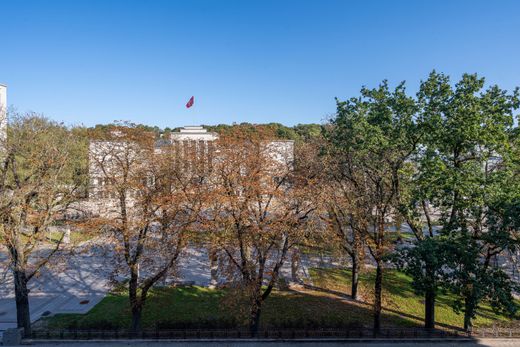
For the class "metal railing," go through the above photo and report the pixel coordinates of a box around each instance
[28,327,520,340]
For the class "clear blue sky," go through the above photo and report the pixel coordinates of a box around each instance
[2,0,519,128]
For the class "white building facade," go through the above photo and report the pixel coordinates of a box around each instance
[87,125,295,214]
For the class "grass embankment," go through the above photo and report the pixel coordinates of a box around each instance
[310,268,519,330]
[43,268,519,331]
[44,285,412,330]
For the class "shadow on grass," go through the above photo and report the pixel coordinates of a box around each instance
[254,287,421,330]
[310,268,417,298]
[309,267,519,331]
[301,283,352,300]
[43,284,428,331]
[298,282,460,330]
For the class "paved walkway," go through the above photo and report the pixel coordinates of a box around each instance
[0,243,111,332]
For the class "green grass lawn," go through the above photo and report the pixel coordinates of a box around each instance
[309,268,520,330]
[42,268,519,331]
[47,230,91,244]
[386,232,416,243]
[43,285,416,330]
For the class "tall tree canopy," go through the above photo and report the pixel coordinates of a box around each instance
[327,80,420,333]
[0,114,87,335]
[415,72,520,331]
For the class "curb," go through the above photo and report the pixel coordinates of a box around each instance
[20,337,520,344]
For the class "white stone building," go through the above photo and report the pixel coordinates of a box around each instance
[87,125,295,213]
[170,125,218,142]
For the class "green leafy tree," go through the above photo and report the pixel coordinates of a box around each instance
[328,80,420,333]
[414,71,520,332]
[0,115,87,335]
[293,123,322,141]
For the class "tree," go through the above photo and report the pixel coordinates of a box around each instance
[205,127,315,335]
[328,81,420,333]
[88,125,205,332]
[318,145,366,300]
[392,236,447,329]
[0,114,87,335]
[293,124,323,142]
[413,72,520,331]
[392,83,442,329]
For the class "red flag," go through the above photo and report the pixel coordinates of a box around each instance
[186,96,194,108]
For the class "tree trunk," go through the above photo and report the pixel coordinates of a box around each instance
[424,288,435,329]
[249,297,262,337]
[131,305,143,334]
[129,265,141,333]
[463,299,473,333]
[373,262,382,336]
[424,263,436,329]
[209,246,218,288]
[13,269,31,336]
[291,247,301,283]
[351,252,360,300]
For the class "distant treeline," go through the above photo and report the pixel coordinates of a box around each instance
[91,122,323,142]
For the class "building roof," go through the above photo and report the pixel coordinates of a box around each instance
[170,125,218,140]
